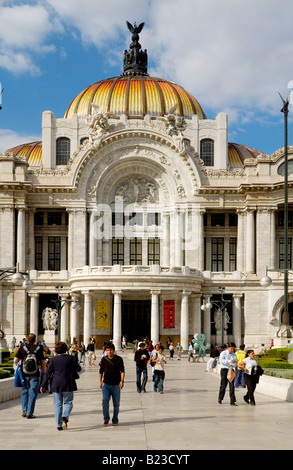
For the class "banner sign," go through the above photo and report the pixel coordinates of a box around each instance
[163,300,175,328]
[97,300,109,329]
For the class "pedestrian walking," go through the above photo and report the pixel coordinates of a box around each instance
[169,342,175,360]
[153,345,167,394]
[86,339,96,365]
[234,344,246,388]
[176,342,183,360]
[218,342,237,406]
[188,342,194,362]
[40,341,81,430]
[78,342,86,365]
[99,343,125,426]
[134,342,150,392]
[239,349,263,405]
[14,333,46,419]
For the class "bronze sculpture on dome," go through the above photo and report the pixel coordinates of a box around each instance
[122,21,148,76]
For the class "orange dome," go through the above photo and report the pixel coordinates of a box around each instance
[6,141,42,166]
[64,75,206,120]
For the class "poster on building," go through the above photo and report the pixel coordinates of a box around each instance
[97,300,109,329]
[163,300,175,328]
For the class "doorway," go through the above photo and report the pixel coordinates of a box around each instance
[121,299,151,344]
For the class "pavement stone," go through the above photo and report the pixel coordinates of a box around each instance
[0,352,292,453]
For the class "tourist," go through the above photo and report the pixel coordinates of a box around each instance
[169,342,175,360]
[234,344,246,388]
[134,342,150,392]
[176,342,183,360]
[78,342,86,365]
[153,345,167,394]
[218,342,237,405]
[40,341,81,430]
[239,349,263,405]
[99,343,125,425]
[86,339,96,365]
[188,342,194,362]
[14,333,46,419]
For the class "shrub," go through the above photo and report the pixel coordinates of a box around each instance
[0,368,12,379]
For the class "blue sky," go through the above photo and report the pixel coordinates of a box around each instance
[0,0,293,155]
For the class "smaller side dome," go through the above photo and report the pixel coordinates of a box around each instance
[228,142,265,168]
[5,141,42,167]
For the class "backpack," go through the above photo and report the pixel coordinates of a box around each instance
[22,345,40,375]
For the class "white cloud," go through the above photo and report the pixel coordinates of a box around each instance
[0,129,41,153]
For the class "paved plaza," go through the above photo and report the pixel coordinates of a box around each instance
[0,352,292,452]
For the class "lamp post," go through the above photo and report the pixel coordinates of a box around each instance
[51,286,80,341]
[201,287,231,346]
[260,94,292,338]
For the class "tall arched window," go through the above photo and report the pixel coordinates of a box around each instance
[200,138,214,166]
[56,137,70,165]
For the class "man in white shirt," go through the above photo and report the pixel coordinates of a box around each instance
[218,342,237,406]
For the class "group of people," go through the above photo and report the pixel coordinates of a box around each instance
[13,333,265,431]
[214,342,264,406]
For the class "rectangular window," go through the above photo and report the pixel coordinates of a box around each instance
[130,238,142,265]
[129,212,143,226]
[112,213,125,226]
[112,238,124,265]
[229,238,237,271]
[279,237,292,269]
[148,238,160,264]
[48,236,61,271]
[147,213,161,226]
[35,236,43,270]
[211,237,224,271]
[211,213,225,227]
[47,212,62,225]
[278,211,293,227]
[229,213,238,227]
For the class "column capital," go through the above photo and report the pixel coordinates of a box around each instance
[151,290,161,296]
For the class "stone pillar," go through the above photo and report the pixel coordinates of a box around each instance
[29,293,39,336]
[67,209,87,269]
[191,294,201,336]
[198,210,205,272]
[236,210,245,273]
[17,207,26,271]
[27,209,35,270]
[180,291,191,349]
[60,297,69,343]
[89,211,97,266]
[112,291,122,350]
[233,294,243,347]
[151,290,160,345]
[83,291,92,345]
[246,208,255,273]
[70,300,80,342]
[203,296,211,346]
[162,212,170,265]
[174,209,183,266]
[0,207,15,267]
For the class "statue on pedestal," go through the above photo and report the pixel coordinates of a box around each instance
[192,333,210,361]
[42,307,58,331]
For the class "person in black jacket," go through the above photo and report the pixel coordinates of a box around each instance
[40,341,81,430]
[134,342,150,393]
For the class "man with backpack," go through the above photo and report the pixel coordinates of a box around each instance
[14,333,46,419]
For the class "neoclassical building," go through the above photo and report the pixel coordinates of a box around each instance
[1,23,293,350]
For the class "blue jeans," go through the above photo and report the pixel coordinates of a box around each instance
[102,383,120,423]
[21,376,40,416]
[136,366,148,392]
[153,370,165,392]
[79,352,85,365]
[53,391,74,428]
[235,367,246,387]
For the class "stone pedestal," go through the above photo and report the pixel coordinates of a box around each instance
[44,330,57,349]
[273,336,293,348]
[0,338,7,350]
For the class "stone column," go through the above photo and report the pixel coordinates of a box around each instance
[203,296,211,346]
[17,207,26,272]
[89,211,97,266]
[60,296,69,343]
[0,207,15,267]
[233,294,243,347]
[246,208,255,273]
[162,212,170,266]
[236,209,245,273]
[67,209,87,269]
[83,291,92,345]
[27,209,35,270]
[112,291,122,350]
[180,291,191,349]
[191,294,201,336]
[198,210,205,272]
[151,290,160,345]
[29,293,39,335]
[70,300,80,342]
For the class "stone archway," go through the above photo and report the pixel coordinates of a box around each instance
[272,293,293,326]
